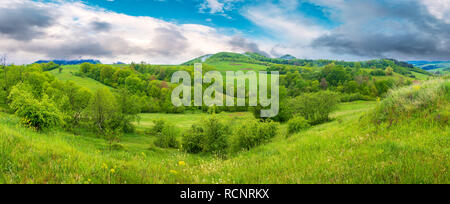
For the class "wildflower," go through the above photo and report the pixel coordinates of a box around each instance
[170,170,178,174]
[102,163,108,169]
[413,85,421,90]
[110,168,115,174]
[178,161,186,166]
[377,97,381,102]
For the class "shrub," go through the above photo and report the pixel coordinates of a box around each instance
[233,119,279,151]
[8,83,63,131]
[286,91,339,125]
[203,117,229,155]
[154,124,179,149]
[182,125,204,154]
[370,69,386,76]
[182,116,229,155]
[152,119,166,134]
[288,116,310,134]
[339,93,373,102]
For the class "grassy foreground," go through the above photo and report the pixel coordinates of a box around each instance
[0,79,449,184]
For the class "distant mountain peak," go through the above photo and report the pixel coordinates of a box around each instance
[34,59,101,65]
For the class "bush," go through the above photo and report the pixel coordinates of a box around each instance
[288,116,310,134]
[154,124,179,149]
[8,83,63,131]
[233,119,279,151]
[182,125,204,154]
[203,117,229,155]
[370,69,386,76]
[286,91,339,125]
[339,93,373,102]
[182,116,229,155]
[152,119,166,134]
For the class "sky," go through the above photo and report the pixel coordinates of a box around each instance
[1,0,450,64]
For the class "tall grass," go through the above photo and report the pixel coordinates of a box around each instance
[371,79,449,126]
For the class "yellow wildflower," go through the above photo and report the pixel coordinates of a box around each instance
[170,170,178,174]
[178,161,186,166]
[413,85,421,90]
[110,168,115,174]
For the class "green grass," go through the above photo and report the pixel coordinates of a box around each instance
[48,65,112,91]
[1,95,448,183]
[208,61,268,73]
[135,111,253,132]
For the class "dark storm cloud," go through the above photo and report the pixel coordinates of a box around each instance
[0,3,55,41]
[311,0,450,60]
[228,36,269,56]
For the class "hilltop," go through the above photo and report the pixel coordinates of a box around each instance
[182,52,432,79]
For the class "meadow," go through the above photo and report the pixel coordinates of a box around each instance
[0,54,448,184]
[0,95,448,184]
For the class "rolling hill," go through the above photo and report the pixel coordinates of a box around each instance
[408,61,450,75]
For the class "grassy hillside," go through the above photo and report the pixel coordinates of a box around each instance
[48,65,112,91]
[1,77,448,184]
[409,61,450,75]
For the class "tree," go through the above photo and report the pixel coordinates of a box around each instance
[320,78,328,90]
[9,83,63,131]
[1,55,7,104]
[89,88,118,134]
[385,66,394,76]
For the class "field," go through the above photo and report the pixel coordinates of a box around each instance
[48,65,112,91]
[207,61,268,73]
[1,98,448,184]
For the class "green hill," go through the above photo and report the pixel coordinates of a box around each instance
[48,65,113,91]
[1,78,448,183]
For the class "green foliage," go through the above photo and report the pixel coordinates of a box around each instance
[287,116,310,134]
[232,119,279,151]
[385,66,394,76]
[182,124,204,154]
[286,91,339,124]
[89,88,118,134]
[374,79,395,96]
[339,93,373,102]
[370,69,386,76]
[182,116,229,155]
[152,119,166,134]
[8,83,63,131]
[154,124,180,149]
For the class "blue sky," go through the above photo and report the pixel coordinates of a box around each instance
[1,0,450,64]
[80,0,336,39]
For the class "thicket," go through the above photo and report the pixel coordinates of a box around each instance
[0,64,139,137]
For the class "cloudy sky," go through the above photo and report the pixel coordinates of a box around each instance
[1,0,450,64]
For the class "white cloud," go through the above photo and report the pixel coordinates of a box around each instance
[421,0,450,23]
[0,0,260,64]
[241,2,335,59]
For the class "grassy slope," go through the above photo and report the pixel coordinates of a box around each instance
[48,65,112,91]
[1,99,448,184]
[207,61,268,72]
